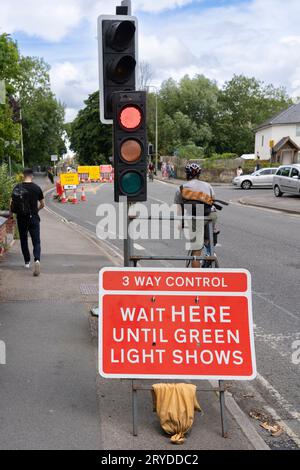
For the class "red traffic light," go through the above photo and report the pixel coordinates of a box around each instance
[119,105,142,130]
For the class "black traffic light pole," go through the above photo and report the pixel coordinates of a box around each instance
[116,0,132,15]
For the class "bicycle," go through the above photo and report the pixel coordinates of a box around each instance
[184,200,229,268]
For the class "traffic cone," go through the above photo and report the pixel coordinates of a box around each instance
[81,186,87,202]
[72,189,79,204]
[60,190,67,204]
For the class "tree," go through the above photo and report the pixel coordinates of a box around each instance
[216,75,292,155]
[70,92,112,165]
[16,57,66,166]
[138,61,154,90]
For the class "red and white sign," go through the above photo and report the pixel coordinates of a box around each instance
[99,268,256,380]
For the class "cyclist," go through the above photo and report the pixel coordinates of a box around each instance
[174,163,217,268]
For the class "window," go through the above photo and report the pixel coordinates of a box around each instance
[291,168,299,178]
[260,169,272,175]
[296,125,300,137]
[261,135,264,147]
[281,167,291,177]
[271,169,277,174]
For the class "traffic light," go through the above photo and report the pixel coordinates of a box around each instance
[113,91,147,202]
[98,14,138,124]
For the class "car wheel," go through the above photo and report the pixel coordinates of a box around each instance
[241,180,252,190]
[274,185,283,197]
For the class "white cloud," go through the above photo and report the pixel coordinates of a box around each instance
[50,61,98,121]
[3,0,300,120]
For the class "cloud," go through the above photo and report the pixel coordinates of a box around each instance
[4,0,300,121]
[49,61,98,122]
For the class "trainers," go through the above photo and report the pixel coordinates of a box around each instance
[25,262,30,269]
[33,260,40,277]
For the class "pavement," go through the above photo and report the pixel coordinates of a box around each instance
[239,192,300,215]
[155,173,300,214]
[44,178,300,450]
[0,181,269,450]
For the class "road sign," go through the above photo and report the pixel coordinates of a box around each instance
[60,173,79,186]
[77,166,90,174]
[51,154,58,162]
[99,268,256,380]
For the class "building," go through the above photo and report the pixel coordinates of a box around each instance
[255,102,300,163]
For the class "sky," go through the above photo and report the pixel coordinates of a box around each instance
[1,0,300,122]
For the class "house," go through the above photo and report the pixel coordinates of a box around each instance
[255,101,300,163]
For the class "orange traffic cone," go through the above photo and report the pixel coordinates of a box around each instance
[60,190,67,203]
[81,187,87,202]
[72,189,79,204]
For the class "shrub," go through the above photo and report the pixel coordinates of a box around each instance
[0,164,16,210]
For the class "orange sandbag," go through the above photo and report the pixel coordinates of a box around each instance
[152,383,201,444]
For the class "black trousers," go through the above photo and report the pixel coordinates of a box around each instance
[17,214,41,263]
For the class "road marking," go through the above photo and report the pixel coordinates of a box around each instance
[253,291,299,322]
[133,243,145,251]
[257,373,300,422]
[85,220,96,227]
[263,405,300,448]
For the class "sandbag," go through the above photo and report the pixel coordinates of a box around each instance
[152,383,201,444]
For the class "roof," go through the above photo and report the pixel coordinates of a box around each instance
[273,136,300,152]
[240,154,256,160]
[256,101,300,130]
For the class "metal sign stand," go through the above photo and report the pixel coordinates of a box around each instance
[123,203,228,438]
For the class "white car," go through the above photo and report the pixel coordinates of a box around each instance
[232,167,278,190]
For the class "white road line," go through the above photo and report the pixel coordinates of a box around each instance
[85,220,96,227]
[133,243,145,251]
[263,405,300,448]
[257,373,300,422]
[253,291,300,322]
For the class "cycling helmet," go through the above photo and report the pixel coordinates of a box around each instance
[185,162,202,180]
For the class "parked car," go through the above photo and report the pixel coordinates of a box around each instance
[273,164,300,197]
[232,167,278,189]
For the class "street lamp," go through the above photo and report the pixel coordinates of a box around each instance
[145,85,158,173]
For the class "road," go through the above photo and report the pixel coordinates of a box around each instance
[46,180,300,448]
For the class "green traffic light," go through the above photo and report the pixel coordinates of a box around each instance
[121,171,143,195]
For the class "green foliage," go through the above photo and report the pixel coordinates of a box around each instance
[209,152,238,160]
[146,73,292,159]
[0,34,66,169]
[178,143,204,160]
[69,92,112,165]
[0,164,15,210]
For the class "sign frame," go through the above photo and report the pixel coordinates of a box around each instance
[99,267,256,381]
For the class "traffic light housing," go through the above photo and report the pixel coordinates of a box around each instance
[113,91,147,202]
[98,15,138,124]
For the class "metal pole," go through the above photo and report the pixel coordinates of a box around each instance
[219,380,228,438]
[155,90,158,174]
[121,0,132,15]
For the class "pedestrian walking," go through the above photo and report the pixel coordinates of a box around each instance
[10,168,45,276]
[255,155,260,172]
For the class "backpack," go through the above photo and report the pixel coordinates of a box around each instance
[11,184,31,216]
[180,185,213,216]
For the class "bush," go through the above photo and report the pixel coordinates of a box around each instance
[178,144,205,160]
[209,152,238,160]
[0,164,16,210]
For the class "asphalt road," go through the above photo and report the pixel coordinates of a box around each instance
[46,181,300,447]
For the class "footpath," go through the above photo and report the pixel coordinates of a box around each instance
[0,182,268,450]
[155,173,300,215]
[239,192,300,215]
